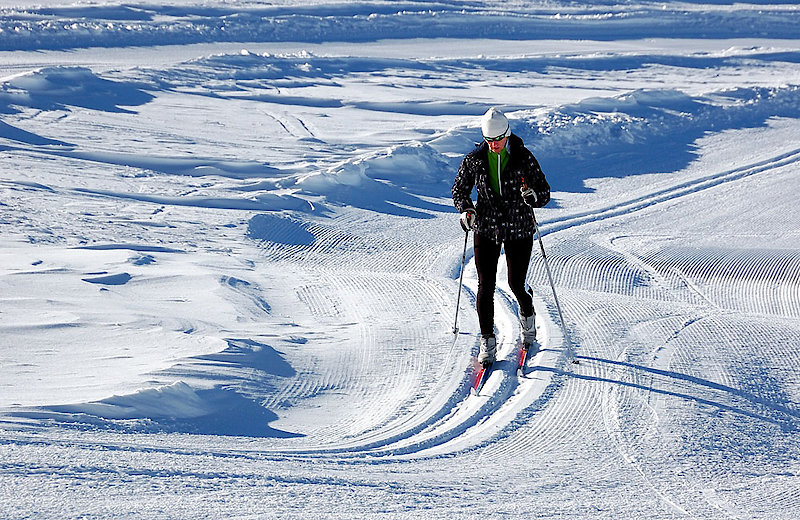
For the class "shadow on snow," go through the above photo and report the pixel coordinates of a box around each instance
[12,339,302,439]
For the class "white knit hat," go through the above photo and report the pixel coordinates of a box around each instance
[481,107,510,139]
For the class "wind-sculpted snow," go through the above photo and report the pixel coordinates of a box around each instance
[0,66,153,114]
[135,47,800,213]
[0,66,152,146]
[1,1,799,51]
[81,271,132,285]
[247,213,316,246]
[517,86,800,193]
[35,381,301,437]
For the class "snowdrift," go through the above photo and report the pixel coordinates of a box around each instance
[2,2,799,51]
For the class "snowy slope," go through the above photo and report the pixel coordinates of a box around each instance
[1,1,800,518]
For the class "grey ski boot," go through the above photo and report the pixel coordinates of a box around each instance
[519,311,536,344]
[478,334,497,367]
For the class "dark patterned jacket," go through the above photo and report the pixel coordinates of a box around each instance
[452,134,550,242]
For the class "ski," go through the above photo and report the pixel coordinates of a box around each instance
[516,340,537,377]
[471,362,494,396]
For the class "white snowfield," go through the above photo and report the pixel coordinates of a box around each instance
[1,1,799,518]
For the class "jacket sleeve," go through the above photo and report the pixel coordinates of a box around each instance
[523,152,550,208]
[452,154,476,214]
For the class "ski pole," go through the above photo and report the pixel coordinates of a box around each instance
[530,208,579,364]
[436,229,470,384]
[453,229,470,334]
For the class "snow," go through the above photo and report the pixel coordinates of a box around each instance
[1,1,800,518]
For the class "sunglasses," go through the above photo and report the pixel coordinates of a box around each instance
[484,134,507,143]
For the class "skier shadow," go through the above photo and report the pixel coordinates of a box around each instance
[540,355,799,432]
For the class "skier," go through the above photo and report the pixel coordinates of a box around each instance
[452,107,550,367]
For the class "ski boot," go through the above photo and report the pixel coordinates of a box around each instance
[478,334,497,368]
[519,311,536,344]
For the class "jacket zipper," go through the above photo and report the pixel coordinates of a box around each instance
[497,152,502,197]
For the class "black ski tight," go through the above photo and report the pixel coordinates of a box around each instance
[474,232,534,337]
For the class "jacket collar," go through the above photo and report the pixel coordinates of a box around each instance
[478,133,516,157]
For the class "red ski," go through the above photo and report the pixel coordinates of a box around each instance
[471,362,494,396]
[516,340,537,377]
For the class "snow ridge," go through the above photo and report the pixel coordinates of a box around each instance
[2,2,799,51]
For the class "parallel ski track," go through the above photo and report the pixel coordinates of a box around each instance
[468,145,800,510]
[366,282,559,459]
[249,208,572,458]
[527,240,800,319]
[258,272,563,458]
[539,146,800,238]
[545,287,800,516]
[485,292,647,460]
[264,270,459,447]
[249,146,800,462]
[249,209,493,454]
